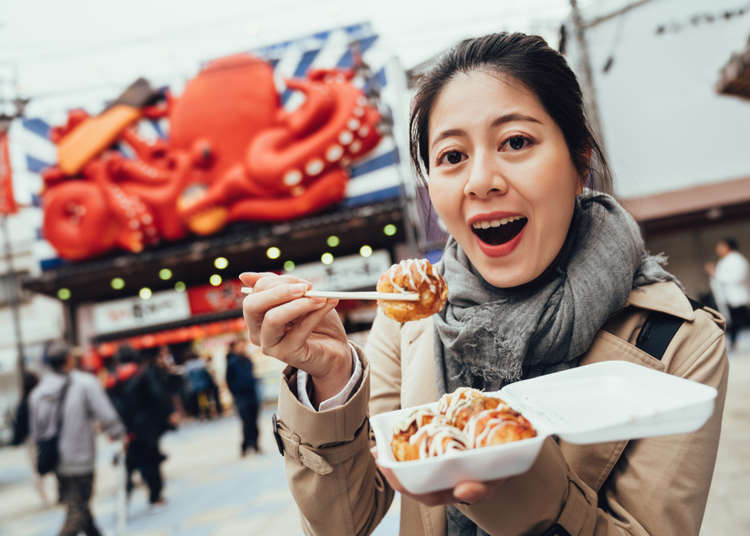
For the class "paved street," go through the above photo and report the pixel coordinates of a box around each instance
[1,335,748,535]
[0,406,399,536]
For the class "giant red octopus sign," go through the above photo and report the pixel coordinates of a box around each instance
[41,54,382,260]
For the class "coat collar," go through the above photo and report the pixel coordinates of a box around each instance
[625,281,695,321]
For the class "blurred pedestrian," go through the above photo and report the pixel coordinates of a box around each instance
[156,345,186,417]
[104,345,140,419]
[184,351,213,419]
[204,354,224,416]
[706,237,750,350]
[118,347,176,509]
[225,340,260,456]
[29,341,124,536]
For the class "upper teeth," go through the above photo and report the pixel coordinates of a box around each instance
[471,216,523,229]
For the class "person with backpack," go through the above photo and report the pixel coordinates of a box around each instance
[118,346,176,509]
[29,340,124,536]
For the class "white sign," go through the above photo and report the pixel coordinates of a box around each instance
[288,250,392,292]
[92,289,191,335]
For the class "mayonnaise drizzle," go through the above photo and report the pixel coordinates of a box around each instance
[394,408,437,433]
[409,422,468,458]
[464,409,517,448]
[437,387,485,421]
[388,258,437,295]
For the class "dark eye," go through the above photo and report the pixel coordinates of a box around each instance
[505,136,530,151]
[438,150,465,166]
[446,151,463,164]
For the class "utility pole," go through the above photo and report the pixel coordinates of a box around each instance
[0,66,29,396]
[569,0,606,153]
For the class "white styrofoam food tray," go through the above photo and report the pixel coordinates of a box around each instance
[370,360,717,494]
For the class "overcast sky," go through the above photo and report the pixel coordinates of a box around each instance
[0,0,628,101]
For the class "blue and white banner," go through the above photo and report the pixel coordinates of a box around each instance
[9,22,405,271]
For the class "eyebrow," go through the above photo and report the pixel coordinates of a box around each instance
[430,113,542,150]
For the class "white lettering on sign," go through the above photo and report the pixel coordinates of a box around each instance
[92,290,191,335]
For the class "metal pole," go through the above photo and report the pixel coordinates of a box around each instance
[1,213,26,395]
[569,0,607,152]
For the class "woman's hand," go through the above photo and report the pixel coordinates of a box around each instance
[240,272,352,405]
[371,447,505,507]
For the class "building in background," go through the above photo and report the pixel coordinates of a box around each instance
[7,23,411,397]
[564,0,750,300]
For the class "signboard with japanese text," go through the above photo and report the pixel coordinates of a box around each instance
[92,289,191,335]
[188,280,244,315]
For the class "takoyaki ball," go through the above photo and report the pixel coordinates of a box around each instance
[377,259,448,323]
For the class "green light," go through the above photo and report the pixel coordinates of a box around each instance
[359,245,373,258]
[159,268,172,280]
[384,224,397,237]
[283,260,295,271]
[111,277,125,290]
[266,246,281,259]
[57,288,71,300]
[326,235,340,248]
[174,281,186,292]
[139,287,152,300]
[214,257,228,270]
[209,274,222,286]
[321,252,334,265]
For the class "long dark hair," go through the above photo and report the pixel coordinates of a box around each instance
[409,32,612,193]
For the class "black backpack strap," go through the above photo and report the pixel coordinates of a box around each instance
[635,298,702,360]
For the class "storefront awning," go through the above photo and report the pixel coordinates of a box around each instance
[619,175,750,234]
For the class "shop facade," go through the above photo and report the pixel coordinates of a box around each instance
[10,23,418,398]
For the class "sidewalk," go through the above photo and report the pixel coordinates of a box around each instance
[701,332,750,535]
[0,408,399,535]
[1,335,748,535]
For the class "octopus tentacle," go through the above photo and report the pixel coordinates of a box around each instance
[42,178,118,260]
[227,168,348,222]
[245,76,381,195]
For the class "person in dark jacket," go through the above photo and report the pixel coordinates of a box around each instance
[225,340,260,456]
[119,346,176,507]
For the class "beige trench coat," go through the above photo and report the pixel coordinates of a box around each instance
[275,281,728,535]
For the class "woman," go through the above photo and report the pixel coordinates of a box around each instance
[241,33,727,536]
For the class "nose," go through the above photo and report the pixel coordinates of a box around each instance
[463,150,508,199]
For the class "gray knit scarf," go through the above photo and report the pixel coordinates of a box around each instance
[434,192,678,536]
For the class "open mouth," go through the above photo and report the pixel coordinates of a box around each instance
[471,216,528,246]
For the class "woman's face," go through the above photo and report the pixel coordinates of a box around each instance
[427,69,583,288]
